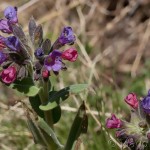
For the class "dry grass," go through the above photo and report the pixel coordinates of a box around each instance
[0,0,150,149]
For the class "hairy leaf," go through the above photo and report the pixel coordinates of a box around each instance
[64,102,88,150]
[29,95,44,118]
[28,16,37,42]
[33,25,43,47]
[42,39,51,54]
[38,117,64,149]
[26,112,47,146]
[10,78,40,97]
[52,106,61,124]
[40,84,88,111]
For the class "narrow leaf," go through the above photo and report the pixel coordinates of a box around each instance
[52,106,61,124]
[64,102,88,150]
[28,16,37,42]
[26,112,47,146]
[33,25,43,47]
[38,117,64,149]
[29,95,44,118]
[12,24,27,44]
[12,24,31,57]
[42,39,51,54]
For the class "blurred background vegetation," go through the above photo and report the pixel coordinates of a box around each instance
[0,0,150,149]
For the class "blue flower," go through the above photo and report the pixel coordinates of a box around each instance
[141,90,150,114]
[0,19,12,34]
[0,51,7,64]
[34,48,44,58]
[58,27,76,45]
[5,36,20,51]
[4,6,18,24]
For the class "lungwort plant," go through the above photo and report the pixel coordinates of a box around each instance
[0,6,88,150]
[106,91,150,150]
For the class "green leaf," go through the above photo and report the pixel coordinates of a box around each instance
[29,95,44,118]
[40,84,88,111]
[69,84,88,94]
[37,117,64,149]
[10,78,40,97]
[52,106,61,124]
[40,88,70,111]
[64,102,88,150]
[26,113,47,146]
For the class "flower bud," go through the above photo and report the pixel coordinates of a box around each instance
[0,66,17,84]
[42,69,50,79]
[4,6,18,24]
[115,129,127,143]
[106,114,122,129]
[141,90,150,114]
[0,52,7,64]
[58,26,76,45]
[125,136,136,149]
[62,48,78,62]
[124,93,138,109]
[0,19,12,34]
[34,48,44,59]
[5,36,20,51]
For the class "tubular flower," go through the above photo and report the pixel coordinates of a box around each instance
[0,66,17,84]
[58,26,76,45]
[124,93,138,109]
[34,48,44,59]
[0,52,7,64]
[0,19,12,34]
[106,114,122,129]
[5,36,20,51]
[42,69,50,79]
[62,48,78,62]
[141,90,150,114]
[44,50,62,72]
[4,6,18,24]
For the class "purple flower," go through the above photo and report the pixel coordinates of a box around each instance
[115,129,127,143]
[141,90,150,114]
[0,52,7,64]
[58,27,76,45]
[4,6,18,24]
[125,136,136,149]
[0,19,12,34]
[106,114,122,129]
[34,48,44,58]
[0,35,6,49]
[44,50,62,72]
[5,36,20,51]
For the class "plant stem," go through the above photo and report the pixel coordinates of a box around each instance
[38,80,57,150]
[38,80,53,127]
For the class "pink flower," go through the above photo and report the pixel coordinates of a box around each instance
[124,93,138,109]
[106,114,122,129]
[1,66,17,84]
[42,69,50,79]
[61,48,78,62]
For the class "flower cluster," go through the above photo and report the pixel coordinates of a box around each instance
[0,6,78,84]
[106,91,150,150]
